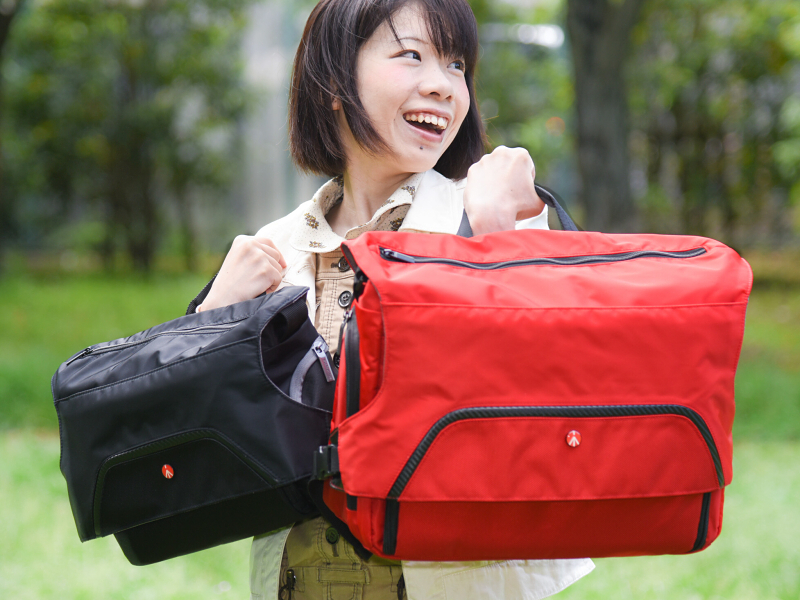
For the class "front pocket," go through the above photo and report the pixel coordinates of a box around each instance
[389,405,723,502]
[95,429,272,537]
[380,492,720,559]
[379,405,723,555]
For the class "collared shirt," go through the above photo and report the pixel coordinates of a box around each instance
[291,172,424,253]
[298,172,424,354]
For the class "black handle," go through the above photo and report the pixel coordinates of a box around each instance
[457,183,579,238]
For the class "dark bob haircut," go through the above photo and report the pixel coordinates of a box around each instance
[289,0,485,181]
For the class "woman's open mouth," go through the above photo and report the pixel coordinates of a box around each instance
[404,112,449,138]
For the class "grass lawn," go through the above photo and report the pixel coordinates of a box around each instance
[0,430,251,600]
[0,273,210,429]
[0,431,796,599]
[0,259,798,598]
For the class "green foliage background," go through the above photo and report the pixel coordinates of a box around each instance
[0,0,798,598]
[2,0,251,270]
[2,0,799,266]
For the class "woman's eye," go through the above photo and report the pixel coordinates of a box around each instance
[450,59,466,72]
[399,50,421,61]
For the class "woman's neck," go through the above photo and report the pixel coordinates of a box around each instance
[326,162,413,237]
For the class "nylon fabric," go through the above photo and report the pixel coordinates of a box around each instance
[338,303,742,498]
[53,287,335,564]
[396,414,719,501]
[324,227,752,560]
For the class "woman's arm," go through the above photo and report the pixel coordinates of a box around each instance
[462,146,545,235]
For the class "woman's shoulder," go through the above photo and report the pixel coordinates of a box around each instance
[254,200,314,247]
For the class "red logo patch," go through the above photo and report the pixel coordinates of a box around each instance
[566,430,581,447]
[162,464,174,479]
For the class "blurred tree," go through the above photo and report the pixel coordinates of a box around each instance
[469,0,576,204]
[566,0,647,232]
[2,0,250,271]
[0,0,25,256]
[470,0,647,231]
[0,1,22,51]
[629,0,800,245]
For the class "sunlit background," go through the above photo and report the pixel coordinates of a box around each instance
[0,0,798,598]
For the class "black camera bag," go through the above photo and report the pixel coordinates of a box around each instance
[52,286,335,565]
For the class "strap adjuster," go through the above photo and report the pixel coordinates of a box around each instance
[313,445,339,480]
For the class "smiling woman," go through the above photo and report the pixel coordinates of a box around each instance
[191,0,591,598]
[289,0,482,182]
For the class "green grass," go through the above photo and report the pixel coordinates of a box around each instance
[557,441,800,600]
[0,431,796,599]
[733,283,800,441]
[0,430,251,600]
[0,273,210,429]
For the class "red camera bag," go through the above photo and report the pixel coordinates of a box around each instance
[313,203,752,561]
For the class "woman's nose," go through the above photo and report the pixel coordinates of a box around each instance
[418,61,454,99]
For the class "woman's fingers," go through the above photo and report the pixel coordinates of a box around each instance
[259,252,285,293]
[200,234,286,311]
[463,146,544,235]
[253,235,287,269]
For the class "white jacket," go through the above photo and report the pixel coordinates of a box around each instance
[249,169,595,600]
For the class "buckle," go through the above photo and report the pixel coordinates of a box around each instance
[313,445,339,480]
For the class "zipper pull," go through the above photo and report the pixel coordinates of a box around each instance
[312,338,336,383]
[380,248,416,263]
[66,347,93,366]
[334,309,353,367]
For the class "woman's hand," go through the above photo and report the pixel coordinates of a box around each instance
[198,234,287,312]
[462,146,545,235]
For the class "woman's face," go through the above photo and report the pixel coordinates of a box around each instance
[343,4,471,175]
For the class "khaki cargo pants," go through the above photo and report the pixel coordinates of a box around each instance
[278,517,406,600]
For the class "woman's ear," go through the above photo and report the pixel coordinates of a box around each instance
[332,96,342,110]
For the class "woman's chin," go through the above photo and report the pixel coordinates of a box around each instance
[391,148,444,175]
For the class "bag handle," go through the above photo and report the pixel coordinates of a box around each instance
[456,183,579,237]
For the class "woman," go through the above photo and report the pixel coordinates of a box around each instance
[198,0,594,598]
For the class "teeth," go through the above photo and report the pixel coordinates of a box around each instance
[404,113,448,130]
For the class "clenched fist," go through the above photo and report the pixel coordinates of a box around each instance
[462,146,544,235]
[198,234,287,311]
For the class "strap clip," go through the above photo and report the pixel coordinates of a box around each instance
[314,445,340,480]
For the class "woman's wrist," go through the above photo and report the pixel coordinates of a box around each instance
[467,208,517,236]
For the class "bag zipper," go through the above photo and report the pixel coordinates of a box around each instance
[388,404,723,498]
[312,337,336,383]
[379,246,707,269]
[690,491,712,552]
[381,403,723,555]
[65,322,242,366]
[288,337,336,402]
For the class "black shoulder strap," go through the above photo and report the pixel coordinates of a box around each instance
[186,275,216,315]
[456,183,581,238]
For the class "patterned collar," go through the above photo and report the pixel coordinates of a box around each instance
[290,172,423,253]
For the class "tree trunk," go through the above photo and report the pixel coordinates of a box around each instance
[567,0,647,232]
